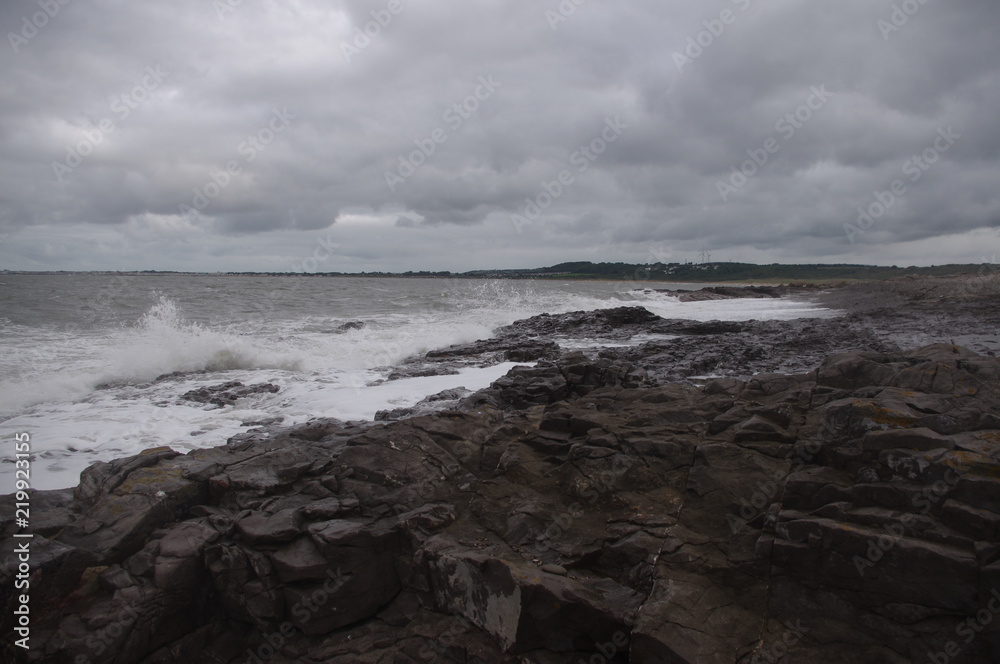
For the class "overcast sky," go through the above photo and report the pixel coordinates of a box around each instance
[1,0,998,272]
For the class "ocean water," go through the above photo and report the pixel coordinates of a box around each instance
[0,275,836,490]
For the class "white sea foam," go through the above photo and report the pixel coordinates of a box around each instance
[0,277,838,490]
[0,362,519,491]
[625,290,836,321]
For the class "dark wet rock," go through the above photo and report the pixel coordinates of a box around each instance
[505,342,560,362]
[372,293,996,414]
[298,518,403,634]
[73,447,181,506]
[645,284,820,302]
[5,284,1000,663]
[180,381,280,407]
[0,487,75,538]
[236,509,304,543]
[374,387,473,421]
[388,307,660,388]
[415,536,641,655]
[386,365,462,381]
[271,535,330,583]
[499,306,660,340]
[239,416,284,427]
[334,320,365,332]
[482,353,644,410]
[861,426,954,452]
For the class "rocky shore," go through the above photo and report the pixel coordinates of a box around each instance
[3,275,999,663]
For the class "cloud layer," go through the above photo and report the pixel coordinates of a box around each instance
[1,0,998,271]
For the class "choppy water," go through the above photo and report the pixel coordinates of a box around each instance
[0,275,836,489]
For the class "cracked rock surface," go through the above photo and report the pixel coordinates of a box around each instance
[2,277,999,663]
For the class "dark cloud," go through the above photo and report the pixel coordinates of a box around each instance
[0,0,998,271]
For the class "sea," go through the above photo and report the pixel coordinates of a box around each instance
[0,274,837,491]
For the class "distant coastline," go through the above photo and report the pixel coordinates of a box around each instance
[0,260,991,283]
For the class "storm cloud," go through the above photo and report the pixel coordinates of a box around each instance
[1,0,998,271]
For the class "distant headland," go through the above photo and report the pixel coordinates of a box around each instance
[1,261,992,283]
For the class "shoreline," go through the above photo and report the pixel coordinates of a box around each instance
[1,262,990,283]
[2,275,998,663]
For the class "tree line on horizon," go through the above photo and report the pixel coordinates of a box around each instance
[5,261,986,282]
